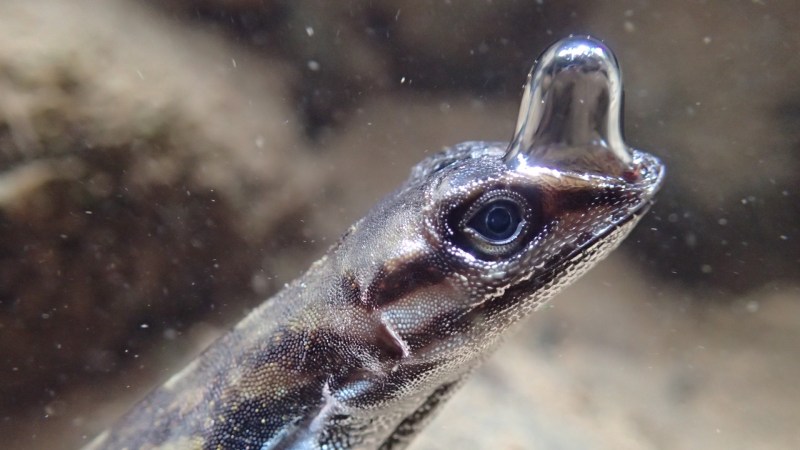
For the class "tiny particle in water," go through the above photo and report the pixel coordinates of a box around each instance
[718,218,728,226]
[140,323,149,329]
[703,36,712,44]
[305,26,314,37]
[308,60,320,71]
[164,328,178,340]
[624,21,636,33]
[700,264,713,274]
[745,300,759,313]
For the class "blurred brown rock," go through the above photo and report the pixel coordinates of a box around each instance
[0,0,325,424]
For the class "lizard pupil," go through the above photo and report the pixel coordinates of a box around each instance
[469,200,522,243]
[485,205,512,236]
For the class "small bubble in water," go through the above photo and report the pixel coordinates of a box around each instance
[624,21,636,33]
[164,328,178,340]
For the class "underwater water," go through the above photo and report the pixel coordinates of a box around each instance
[0,1,798,449]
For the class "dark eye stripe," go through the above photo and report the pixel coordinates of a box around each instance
[365,258,445,308]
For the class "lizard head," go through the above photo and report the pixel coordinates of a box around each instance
[344,37,664,373]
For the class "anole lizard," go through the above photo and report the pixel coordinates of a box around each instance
[85,36,664,450]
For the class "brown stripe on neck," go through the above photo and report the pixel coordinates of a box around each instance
[363,255,447,309]
[396,280,549,356]
[333,359,443,407]
[334,270,424,362]
[398,245,579,355]
[456,213,636,330]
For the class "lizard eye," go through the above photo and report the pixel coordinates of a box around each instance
[452,191,537,259]
[467,200,522,244]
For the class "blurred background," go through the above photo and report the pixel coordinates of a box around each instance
[0,0,798,449]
